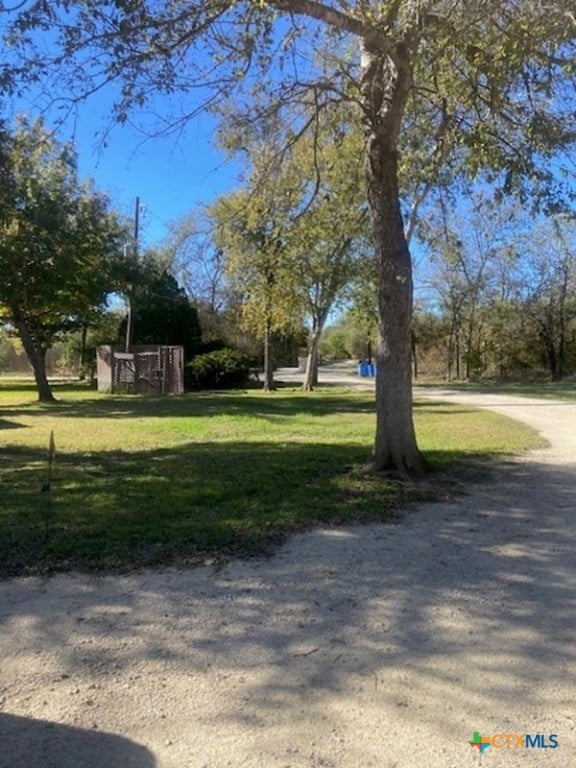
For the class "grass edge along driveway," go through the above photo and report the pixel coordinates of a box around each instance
[0,382,545,577]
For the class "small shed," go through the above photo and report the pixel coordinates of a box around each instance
[97,345,184,395]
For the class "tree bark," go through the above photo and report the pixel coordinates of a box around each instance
[540,326,559,381]
[262,318,275,391]
[302,306,330,391]
[370,145,423,473]
[360,42,425,475]
[302,326,321,391]
[13,314,56,403]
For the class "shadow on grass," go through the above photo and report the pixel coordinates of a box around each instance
[0,387,487,424]
[1,387,377,420]
[0,417,27,430]
[0,458,574,753]
[0,438,492,578]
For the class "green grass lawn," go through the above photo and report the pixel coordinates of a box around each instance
[0,380,545,577]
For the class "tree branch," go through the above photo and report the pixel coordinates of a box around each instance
[269,0,395,55]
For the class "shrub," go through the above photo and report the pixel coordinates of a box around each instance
[195,338,227,355]
[186,348,254,390]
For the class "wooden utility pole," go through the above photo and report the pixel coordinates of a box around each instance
[125,196,140,352]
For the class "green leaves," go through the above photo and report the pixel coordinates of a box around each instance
[0,116,126,354]
[209,101,369,345]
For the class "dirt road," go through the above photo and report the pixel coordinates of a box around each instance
[1,376,575,767]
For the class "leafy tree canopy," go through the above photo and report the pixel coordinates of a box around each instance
[2,2,574,206]
[2,1,575,466]
[0,115,127,400]
[120,255,202,361]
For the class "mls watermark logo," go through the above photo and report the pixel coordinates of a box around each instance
[468,730,559,752]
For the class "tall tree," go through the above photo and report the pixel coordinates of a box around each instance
[0,117,126,401]
[517,215,576,381]
[210,182,301,391]
[3,2,575,470]
[420,191,515,379]
[219,104,370,390]
[163,211,228,316]
[286,117,370,390]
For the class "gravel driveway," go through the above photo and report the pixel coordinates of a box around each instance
[1,375,575,767]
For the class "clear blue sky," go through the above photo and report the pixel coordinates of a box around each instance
[7,86,240,249]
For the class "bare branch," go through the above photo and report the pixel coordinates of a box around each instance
[269,0,395,55]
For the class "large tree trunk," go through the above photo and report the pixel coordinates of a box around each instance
[370,146,423,473]
[361,41,425,475]
[13,314,56,403]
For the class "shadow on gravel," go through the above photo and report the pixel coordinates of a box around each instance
[0,460,574,748]
[0,713,155,768]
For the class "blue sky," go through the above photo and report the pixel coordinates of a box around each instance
[8,86,241,249]
[73,110,240,248]
[6,83,433,313]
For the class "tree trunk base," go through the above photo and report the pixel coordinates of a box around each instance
[38,393,58,404]
[363,449,429,479]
